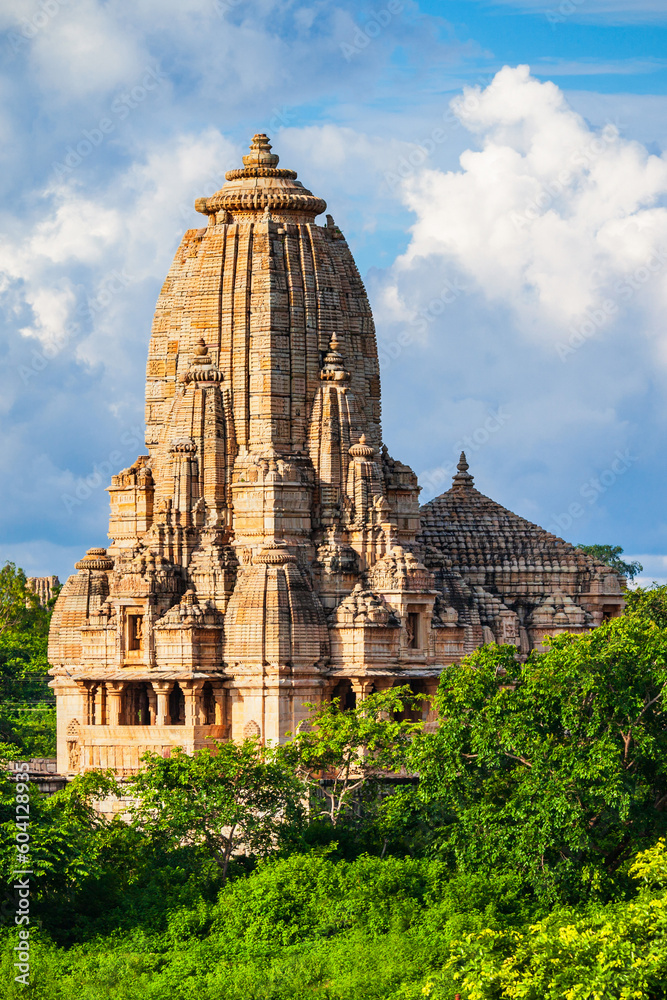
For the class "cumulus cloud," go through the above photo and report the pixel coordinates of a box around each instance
[389,66,667,361]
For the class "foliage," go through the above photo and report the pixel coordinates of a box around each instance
[431,838,667,1000]
[411,605,667,902]
[577,543,643,581]
[281,686,424,828]
[127,741,303,881]
[7,586,667,996]
[3,846,667,999]
[0,562,56,757]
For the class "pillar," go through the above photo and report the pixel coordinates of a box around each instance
[152,681,172,726]
[106,682,124,726]
[351,678,375,701]
[213,684,227,727]
[147,685,157,725]
[183,681,205,726]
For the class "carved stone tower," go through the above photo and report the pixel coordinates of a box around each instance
[48,135,431,775]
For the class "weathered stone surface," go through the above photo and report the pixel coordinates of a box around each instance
[48,137,624,776]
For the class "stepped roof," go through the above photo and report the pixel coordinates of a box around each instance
[418,453,608,577]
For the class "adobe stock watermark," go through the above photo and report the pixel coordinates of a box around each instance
[548,448,637,536]
[510,123,619,232]
[383,75,495,194]
[12,761,31,986]
[546,0,586,28]
[418,407,511,497]
[340,1,404,62]
[214,0,244,16]
[557,246,667,362]
[51,66,168,181]
[17,269,133,385]
[6,0,69,54]
[61,426,145,514]
[379,277,468,370]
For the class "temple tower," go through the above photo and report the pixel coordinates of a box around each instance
[48,137,624,776]
[48,135,427,775]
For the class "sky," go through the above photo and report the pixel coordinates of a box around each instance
[1,0,667,588]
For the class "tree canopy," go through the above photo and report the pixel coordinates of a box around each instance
[577,543,643,581]
[0,562,56,756]
[411,586,667,902]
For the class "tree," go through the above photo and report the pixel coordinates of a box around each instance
[0,562,56,756]
[0,562,37,637]
[127,741,303,882]
[281,686,424,829]
[577,543,643,581]
[411,597,667,901]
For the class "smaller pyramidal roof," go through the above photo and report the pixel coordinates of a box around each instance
[418,452,609,574]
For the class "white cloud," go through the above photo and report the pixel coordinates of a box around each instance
[389,66,667,358]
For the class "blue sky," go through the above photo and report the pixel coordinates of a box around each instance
[2,0,667,586]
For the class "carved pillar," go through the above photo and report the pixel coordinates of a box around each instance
[97,684,107,726]
[183,681,205,726]
[213,684,226,727]
[147,686,157,725]
[152,681,172,726]
[351,678,375,702]
[106,682,124,726]
[85,683,96,725]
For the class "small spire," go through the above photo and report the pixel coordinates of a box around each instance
[452,451,474,490]
[320,332,349,382]
[349,433,375,459]
[242,134,279,169]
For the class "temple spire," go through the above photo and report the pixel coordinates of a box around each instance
[452,451,474,490]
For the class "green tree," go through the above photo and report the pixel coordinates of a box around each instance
[0,563,56,756]
[577,543,643,581]
[412,602,667,901]
[281,686,424,829]
[127,741,303,882]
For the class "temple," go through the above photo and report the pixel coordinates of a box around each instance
[48,135,625,776]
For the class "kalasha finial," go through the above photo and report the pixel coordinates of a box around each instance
[349,433,375,459]
[242,133,279,169]
[452,451,474,490]
[194,338,207,357]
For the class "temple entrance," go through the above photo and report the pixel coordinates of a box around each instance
[169,682,185,725]
[394,680,428,723]
[332,679,356,711]
[121,682,151,725]
[202,682,216,725]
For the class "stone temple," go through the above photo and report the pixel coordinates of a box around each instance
[48,135,625,776]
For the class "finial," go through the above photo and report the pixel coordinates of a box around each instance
[349,434,375,459]
[452,451,474,490]
[320,332,349,382]
[182,338,224,385]
[243,133,279,169]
